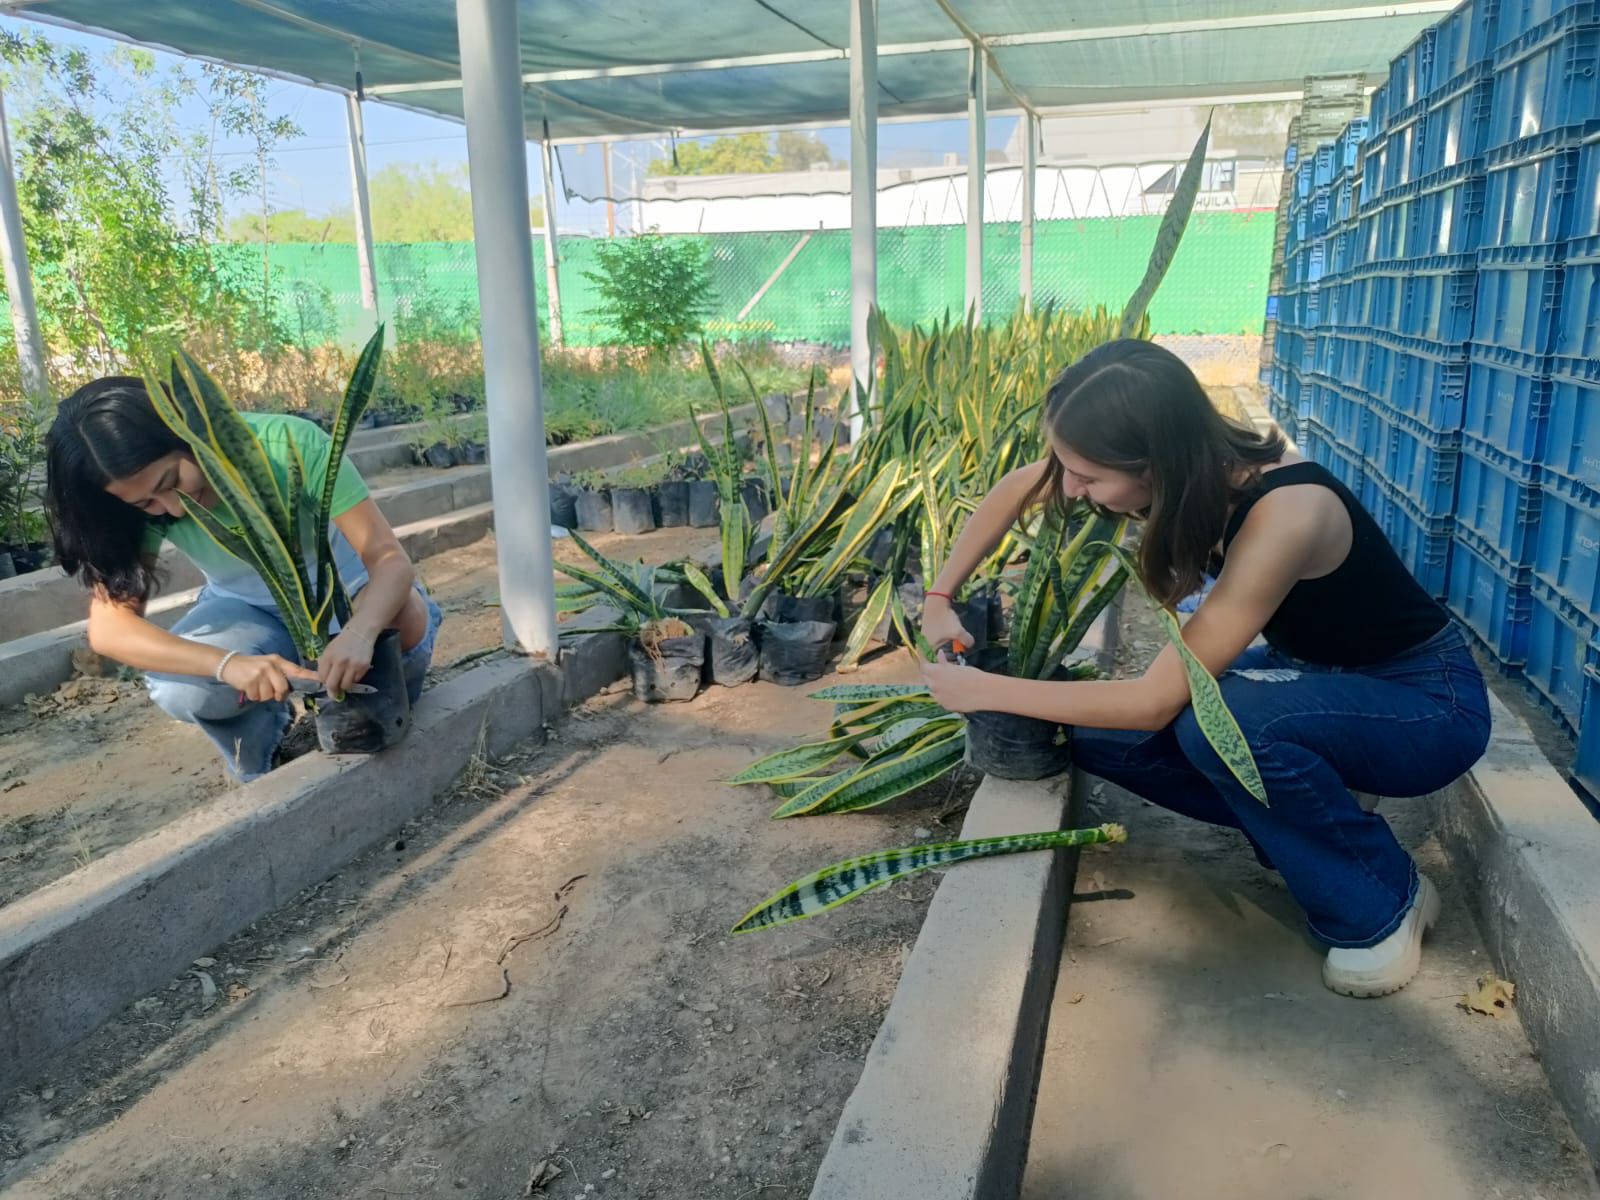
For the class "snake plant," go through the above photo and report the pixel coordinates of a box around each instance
[144,326,385,664]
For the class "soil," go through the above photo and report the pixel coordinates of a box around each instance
[0,650,969,1200]
[0,524,720,909]
[1023,604,1599,1198]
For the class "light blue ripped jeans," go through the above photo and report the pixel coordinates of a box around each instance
[146,586,444,782]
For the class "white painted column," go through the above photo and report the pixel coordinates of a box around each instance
[849,0,878,439]
[965,45,987,320]
[539,129,564,348]
[455,0,558,659]
[0,84,48,401]
[344,92,380,321]
[1021,113,1036,313]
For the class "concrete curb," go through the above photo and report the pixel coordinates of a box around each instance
[1434,688,1600,1164]
[0,605,630,1097]
[0,504,496,709]
[810,606,1120,1200]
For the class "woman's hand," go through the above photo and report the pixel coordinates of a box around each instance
[221,653,320,704]
[318,626,379,696]
[919,653,992,714]
[920,596,977,657]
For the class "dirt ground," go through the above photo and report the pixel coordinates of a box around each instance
[0,650,967,1200]
[1022,605,1599,1199]
[0,524,719,909]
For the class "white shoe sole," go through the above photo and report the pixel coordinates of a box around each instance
[1323,875,1441,998]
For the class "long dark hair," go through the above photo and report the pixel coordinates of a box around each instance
[1031,339,1286,608]
[46,376,186,604]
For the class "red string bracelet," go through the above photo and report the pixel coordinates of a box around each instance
[925,590,955,601]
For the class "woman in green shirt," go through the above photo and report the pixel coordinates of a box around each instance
[44,376,443,780]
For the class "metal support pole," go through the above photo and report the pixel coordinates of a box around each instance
[344,92,380,320]
[849,0,878,439]
[539,131,564,347]
[1021,113,1036,313]
[455,0,558,659]
[0,84,48,401]
[602,141,616,237]
[965,45,986,320]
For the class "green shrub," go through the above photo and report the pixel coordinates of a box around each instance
[582,232,715,355]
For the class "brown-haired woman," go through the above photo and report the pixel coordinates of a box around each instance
[919,338,1489,998]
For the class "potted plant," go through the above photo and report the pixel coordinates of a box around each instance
[607,464,659,535]
[0,399,47,577]
[557,530,708,702]
[145,328,408,756]
[653,451,691,528]
[572,469,614,532]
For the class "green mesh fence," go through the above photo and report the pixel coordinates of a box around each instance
[211,210,1275,350]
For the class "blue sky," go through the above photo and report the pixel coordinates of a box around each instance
[0,13,1016,236]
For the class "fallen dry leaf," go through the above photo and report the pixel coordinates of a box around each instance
[1067,992,1086,1004]
[1462,975,1515,1017]
[524,1158,562,1195]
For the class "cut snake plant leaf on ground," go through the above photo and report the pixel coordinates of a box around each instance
[731,824,1128,934]
[1094,541,1267,804]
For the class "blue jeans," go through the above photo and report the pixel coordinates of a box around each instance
[1072,623,1491,948]
[147,587,444,782]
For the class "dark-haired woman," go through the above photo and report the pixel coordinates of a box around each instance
[45,377,443,781]
[919,339,1489,998]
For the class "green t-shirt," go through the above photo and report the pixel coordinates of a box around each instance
[142,412,372,613]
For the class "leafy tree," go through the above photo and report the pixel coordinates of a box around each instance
[222,162,544,245]
[0,31,298,380]
[775,130,836,172]
[582,232,714,355]
[224,208,350,243]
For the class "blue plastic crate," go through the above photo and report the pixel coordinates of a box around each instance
[1573,130,1600,237]
[1457,433,1543,562]
[1314,144,1339,188]
[1370,82,1392,132]
[1473,241,1567,353]
[1362,269,1404,326]
[1423,70,1496,173]
[1334,118,1371,171]
[1334,177,1357,226]
[1371,474,1455,597]
[1382,119,1428,192]
[1265,294,1281,321]
[1431,0,1502,91]
[1306,417,1367,494]
[1329,226,1358,274]
[1404,168,1488,257]
[1286,142,1299,169]
[1371,404,1463,517]
[1360,141,1389,210]
[1488,14,1600,150]
[1525,578,1599,729]
[1494,0,1595,49]
[1463,341,1553,460]
[1311,193,1334,237]
[1334,384,1377,455]
[1534,470,1600,612]
[1297,159,1316,199]
[1481,130,1582,248]
[1398,254,1478,339]
[1392,28,1440,113]
[1371,331,1472,429]
[1555,233,1600,358]
[1544,354,1600,488]
[1448,524,1536,664]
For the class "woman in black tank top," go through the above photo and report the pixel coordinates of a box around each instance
[919,340,1490,999]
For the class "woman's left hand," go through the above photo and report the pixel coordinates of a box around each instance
[919,656,991,714]
[318,626,378,696]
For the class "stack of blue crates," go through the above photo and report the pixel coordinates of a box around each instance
[1262,0,1600,803]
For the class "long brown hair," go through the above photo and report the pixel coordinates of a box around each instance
[1029,339,1286,607]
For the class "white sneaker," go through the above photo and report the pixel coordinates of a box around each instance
[1322,873,1441,998]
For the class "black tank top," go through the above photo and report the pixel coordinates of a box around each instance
[1215,461,1449,667]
